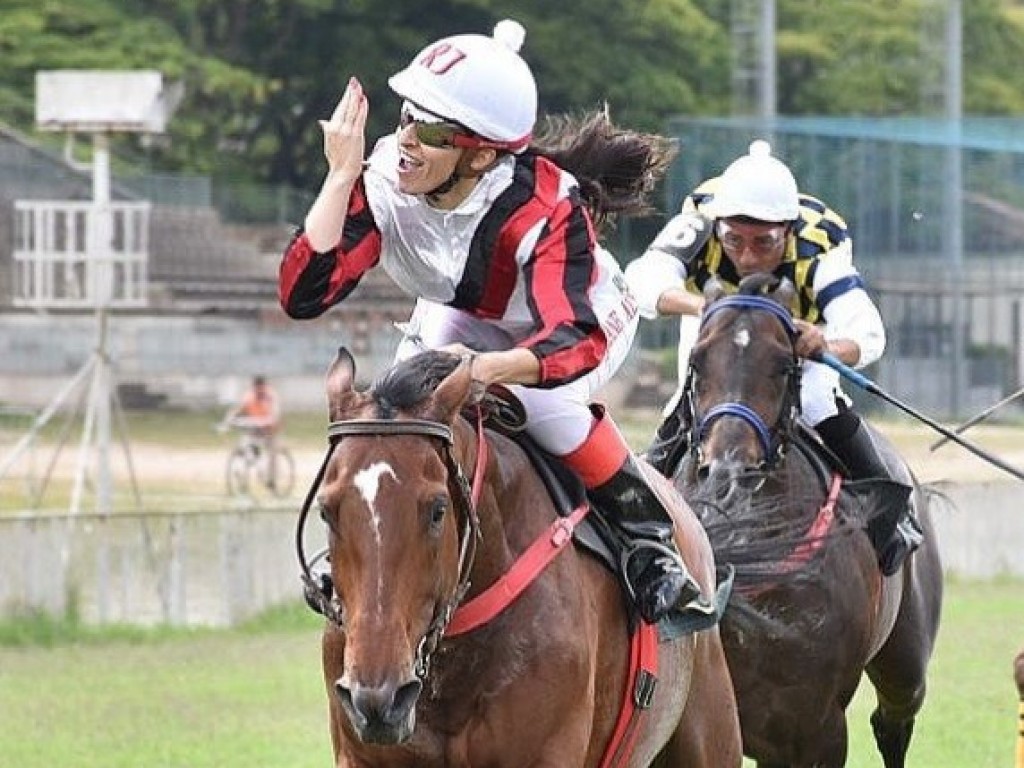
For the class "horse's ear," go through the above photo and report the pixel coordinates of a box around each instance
[704,277,727,306]
[426,355,474,425]
[326,347,360,419]
[770,277,798,315]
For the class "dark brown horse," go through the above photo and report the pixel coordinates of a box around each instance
[671,275,943,768]
[299,348,742,767]
[1015,647,1024,768]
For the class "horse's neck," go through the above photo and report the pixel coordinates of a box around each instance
[455,419,557,587]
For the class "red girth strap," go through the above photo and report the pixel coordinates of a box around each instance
[601,622,660,768]
[443,418,660,768]
[445,502,590,636]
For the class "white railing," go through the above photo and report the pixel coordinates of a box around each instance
[0,484,1019,627]
[12,200,150,308]
[0,505,322,627]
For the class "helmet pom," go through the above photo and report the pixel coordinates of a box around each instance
[493,19,526,53]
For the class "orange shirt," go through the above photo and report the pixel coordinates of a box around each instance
[240,388,279,430]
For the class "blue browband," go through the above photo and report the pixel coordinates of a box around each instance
[691,292,800,467]
[700,294,797,338]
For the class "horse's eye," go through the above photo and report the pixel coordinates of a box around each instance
[318,500,339,537]
[427,496,448,529]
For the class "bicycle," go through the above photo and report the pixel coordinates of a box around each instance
[218,417,296,499]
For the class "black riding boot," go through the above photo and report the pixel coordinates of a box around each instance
[588,456,703,624]
[818,411,923,575]
[644,409,687,478]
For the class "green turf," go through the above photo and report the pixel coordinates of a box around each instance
[0,580,1020,767]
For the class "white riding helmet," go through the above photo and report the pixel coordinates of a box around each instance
[709,140,800,222]
[388,19,537,152]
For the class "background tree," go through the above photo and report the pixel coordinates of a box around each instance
[2,0,1024,190]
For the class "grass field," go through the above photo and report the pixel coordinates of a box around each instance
[0,580,1020,767]
[1,408,1022,766]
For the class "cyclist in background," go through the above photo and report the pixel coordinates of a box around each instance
[222,374,282,488]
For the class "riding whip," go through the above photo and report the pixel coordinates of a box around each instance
[928,384,1024,451]
[817,353,1024,483]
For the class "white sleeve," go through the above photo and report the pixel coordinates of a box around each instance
[624,212,711,319]
[624,249,687,320]
[813,241,886,368]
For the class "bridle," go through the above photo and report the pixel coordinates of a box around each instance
[683,294,803,472]
[294,416,482,679]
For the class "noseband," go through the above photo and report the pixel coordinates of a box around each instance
[685,294,802,471]
[294,416,482,678]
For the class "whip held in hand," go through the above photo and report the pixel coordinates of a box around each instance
[817,353,1024,483]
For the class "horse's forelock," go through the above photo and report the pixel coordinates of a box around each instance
[371,352,462,415]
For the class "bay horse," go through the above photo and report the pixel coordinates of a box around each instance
[297,348,741,767]
[670,274,943,768]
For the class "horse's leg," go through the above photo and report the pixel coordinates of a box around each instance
[650,628,742,768]
[864,511,943,768]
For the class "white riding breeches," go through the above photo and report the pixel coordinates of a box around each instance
[395,298,638,455]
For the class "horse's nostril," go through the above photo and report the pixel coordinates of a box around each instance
[390,679,423,724]
[334,680,363,727]
[336,677,422,729]
[697,465,711,482]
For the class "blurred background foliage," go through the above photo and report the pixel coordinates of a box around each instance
[2,0,1024,190]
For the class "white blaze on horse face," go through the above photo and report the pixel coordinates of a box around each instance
[734,327,751,349]
[353,461,397,611]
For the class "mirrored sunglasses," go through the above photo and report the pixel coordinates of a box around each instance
[398,103,503,150]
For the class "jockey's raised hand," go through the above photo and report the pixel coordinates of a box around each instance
[319,77,368,177]
[305,77,368,253]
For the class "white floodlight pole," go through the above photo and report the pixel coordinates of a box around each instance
[70,132,115,516]
[4,70,180,517]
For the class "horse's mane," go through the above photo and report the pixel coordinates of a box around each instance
[530,107,677,234]
[370,351,462,418]
[690,469,865,637]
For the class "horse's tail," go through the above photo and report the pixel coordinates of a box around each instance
[531,107,677,234]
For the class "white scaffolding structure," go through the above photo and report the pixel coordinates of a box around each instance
[0,71,181,516]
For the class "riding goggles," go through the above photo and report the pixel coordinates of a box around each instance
[399,100,506,150]
[716,220,789,256]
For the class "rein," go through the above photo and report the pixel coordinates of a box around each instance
[294,409,591,678]
[686,294,802,470]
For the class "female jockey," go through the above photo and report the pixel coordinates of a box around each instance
[278,20,698,624]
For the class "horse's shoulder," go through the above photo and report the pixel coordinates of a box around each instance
[791,422,844,483]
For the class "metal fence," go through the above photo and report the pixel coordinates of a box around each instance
[6,118,1024,419]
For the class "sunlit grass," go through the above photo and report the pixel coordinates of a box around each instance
[0,581,1019,768]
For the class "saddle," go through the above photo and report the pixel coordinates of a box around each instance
[474,389,732,641]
